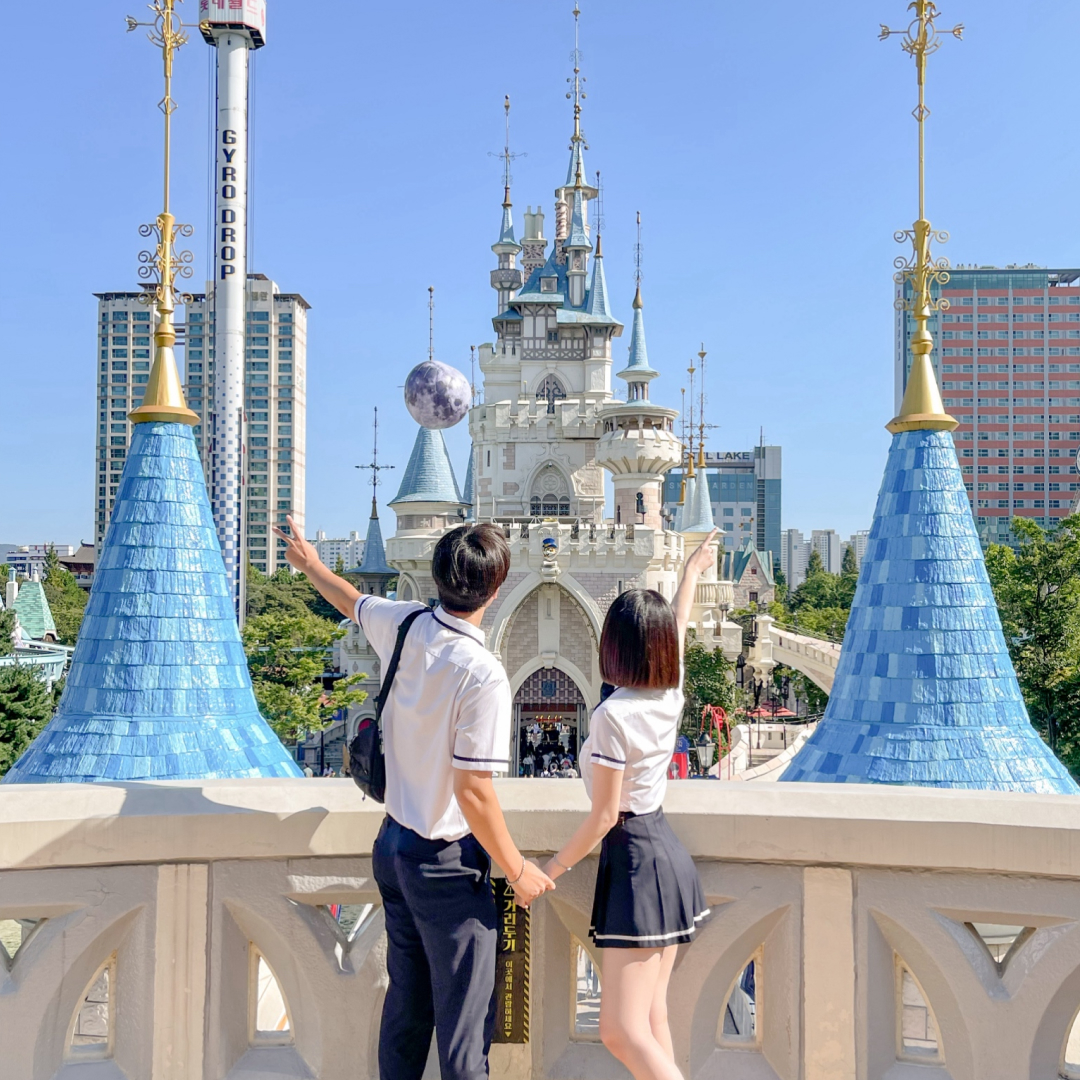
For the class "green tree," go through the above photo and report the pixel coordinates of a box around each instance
[246,562,350,623]
[0,665,54,776]
[805,548,823,576]
[0,608,16,657]
[841,544,858,577]
[41,547,88,645]
[682,636,736,740]
[985,516,1080,768]
[242,609,366,743]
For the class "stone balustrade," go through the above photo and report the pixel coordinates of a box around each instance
[4,779,1080,1079]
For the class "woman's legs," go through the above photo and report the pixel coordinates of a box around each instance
[599,947,684,1080]
[649,945,679,1062]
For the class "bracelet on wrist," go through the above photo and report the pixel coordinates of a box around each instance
[507,856,526,885]
[552,853,572,872]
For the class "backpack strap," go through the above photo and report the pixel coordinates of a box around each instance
[375,608,428,726]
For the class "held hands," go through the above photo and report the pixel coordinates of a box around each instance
[271,515,320,575]
[509,859,555,908]
[684,528,720,578]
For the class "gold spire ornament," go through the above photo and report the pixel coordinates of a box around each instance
[127,0,199,426]
[881,1,963,434]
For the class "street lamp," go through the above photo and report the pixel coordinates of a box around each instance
[696,730,714,774]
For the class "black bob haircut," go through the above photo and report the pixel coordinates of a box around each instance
[599,589,680,690]
[431,524,511,614]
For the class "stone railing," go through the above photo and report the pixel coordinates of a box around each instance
[4,779,1080,1079]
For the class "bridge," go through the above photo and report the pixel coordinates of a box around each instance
[745,613,841,693]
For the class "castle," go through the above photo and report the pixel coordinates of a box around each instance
[335,23,746,775]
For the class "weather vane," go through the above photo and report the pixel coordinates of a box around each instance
[881,0,962,432]
[634,211,643,299]
[126,0,199,425]
[567,3,588,153]
[356,407,395,509]
[490,95,526,204]
[428,285,435,362]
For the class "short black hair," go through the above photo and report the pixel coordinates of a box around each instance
[599,589,680,690]
[431,524,511,614]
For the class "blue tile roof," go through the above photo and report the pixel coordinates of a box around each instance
[566,188,591,250]
[723,540,774,587]
[583,248,620,325]
[390,426,464,507]
[3,422,302,783]
[617,298,658,382]
[495,203,519,249]
[349,500,394,576]
[462,447,475,519]
[681,466,716,534]
[781,429,1079,792]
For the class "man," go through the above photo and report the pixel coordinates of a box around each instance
[273,518,553,1080]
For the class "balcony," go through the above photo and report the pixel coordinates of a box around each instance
[3,779,1080,1078]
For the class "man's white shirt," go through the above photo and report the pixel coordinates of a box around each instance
[354,595,511,841]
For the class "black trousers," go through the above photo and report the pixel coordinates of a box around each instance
[373,816,498,1080]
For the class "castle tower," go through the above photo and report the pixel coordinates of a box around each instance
[490,96,523,314]
[388,426,466,536]
[596,218,679,530]
[5,1,297,782]
[782,2,1076,793]
[349,497,396,599]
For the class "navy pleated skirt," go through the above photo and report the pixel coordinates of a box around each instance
[589,807,710,949]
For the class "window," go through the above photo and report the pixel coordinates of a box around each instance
[547,330,559,343]
[111,349,128,359]
[536,374,567,414]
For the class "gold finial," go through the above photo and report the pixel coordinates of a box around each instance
[126,0,198,426]
[881,1,962,434]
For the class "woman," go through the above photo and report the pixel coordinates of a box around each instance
[542,530,718,1080]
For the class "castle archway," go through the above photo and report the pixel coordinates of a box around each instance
[513,668,587,778]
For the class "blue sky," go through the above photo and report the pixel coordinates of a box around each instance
[4,0,1080,547]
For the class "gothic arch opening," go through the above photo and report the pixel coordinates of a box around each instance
[535,373,567,414]
[514,668,586,777]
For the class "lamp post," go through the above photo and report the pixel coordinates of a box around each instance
[696,730,714,774]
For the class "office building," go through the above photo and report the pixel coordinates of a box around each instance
[811,529,842,574]
[92,290,158,549]
[183,274,309,575]
[312,531,365,570]
[662,445,782,561]
[896,265,1080,545]
[3,545,77,579]
[781,528,811,588]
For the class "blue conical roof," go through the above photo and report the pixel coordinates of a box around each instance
[674,474,694,533]
[782,429,1078,792]
[566,188,591,251]
[3,422,302,783]
[495,202,519,249]
[350,499,394,576]
[617,292,658,383]
[389,427,464,507]
[584,245,618,323]
[682,467,716,534]
[462,447,475,520]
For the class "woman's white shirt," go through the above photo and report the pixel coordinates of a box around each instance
[580,683,685,815]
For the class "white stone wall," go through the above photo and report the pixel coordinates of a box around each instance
[6,781,1080,1079]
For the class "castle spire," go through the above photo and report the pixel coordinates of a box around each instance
[5,0,300,783]
[781,2,1076,793]
[617,212,658,401]
[558,3,598,203]
[490,99,524,311]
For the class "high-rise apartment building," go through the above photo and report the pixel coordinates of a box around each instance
[662,445,782,561]
[312,531,364,570]
[92,290,158,549]
[183,274,309,575]
[896,266,1080,545]
[781,528,811,588]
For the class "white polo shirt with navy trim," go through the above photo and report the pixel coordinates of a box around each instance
[354,595,512,841]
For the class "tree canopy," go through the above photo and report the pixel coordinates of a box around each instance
[41,547,88,645]
[682,636,736,739]
[985,515,1080,771]
[0,666,56,777]
[242,609,366,743]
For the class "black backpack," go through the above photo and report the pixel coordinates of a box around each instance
[348,609,427,802]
